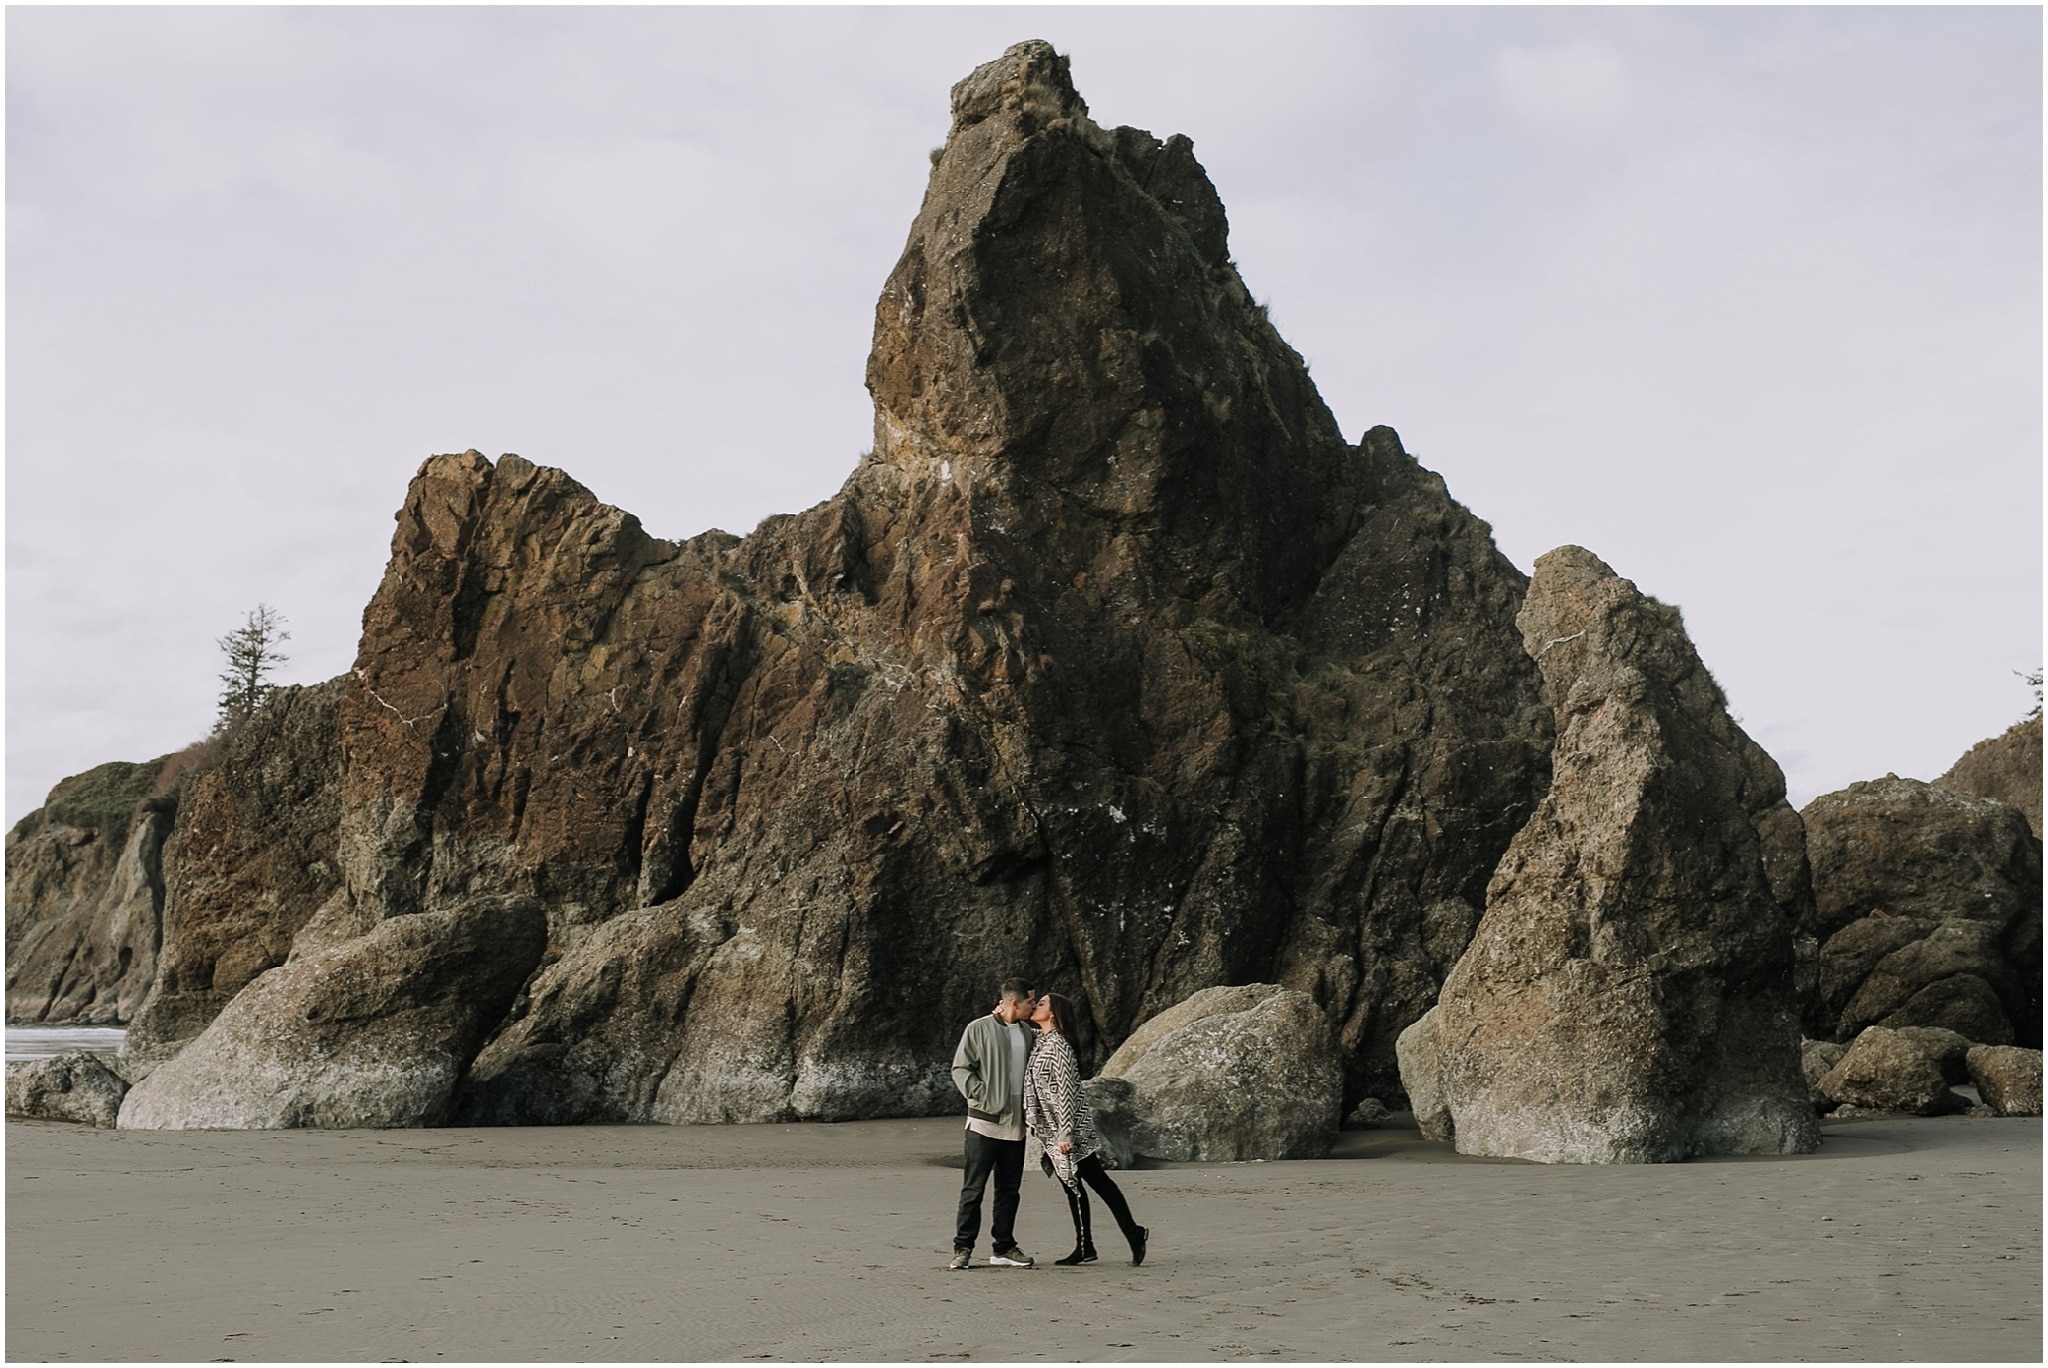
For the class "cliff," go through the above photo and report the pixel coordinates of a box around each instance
[335,41,1553,1122]
[6,760,173,1024]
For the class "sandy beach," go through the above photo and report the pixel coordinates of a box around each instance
[6,1112,2038,1362]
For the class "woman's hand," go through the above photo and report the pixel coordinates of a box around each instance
[1057,1141,1074,1154]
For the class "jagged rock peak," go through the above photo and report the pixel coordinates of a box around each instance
[873,41,1349,627]
[948,40,1092,137]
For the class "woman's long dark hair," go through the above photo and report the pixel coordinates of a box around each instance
[1041,991,1078,1038]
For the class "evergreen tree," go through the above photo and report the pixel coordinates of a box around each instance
[216,604,290,733]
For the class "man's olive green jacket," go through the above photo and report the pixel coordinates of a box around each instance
[951,1013,1038,1127]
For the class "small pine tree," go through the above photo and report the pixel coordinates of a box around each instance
[2025,668,2043,721]
[215,604,290,733]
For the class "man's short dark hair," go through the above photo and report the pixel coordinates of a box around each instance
[999,978,1035,1000]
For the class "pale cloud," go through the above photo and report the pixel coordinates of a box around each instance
[6,9,2039,825]
[1492,37,1632,134]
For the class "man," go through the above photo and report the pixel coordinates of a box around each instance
[948,978,1038,1269]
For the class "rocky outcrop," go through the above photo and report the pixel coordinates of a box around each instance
[1817,1026,1964,1116]
[1937,715,2042,838]
[1802,777,2040,1048]
[6,760,172,1024]
[1965,1044,2042,1117]
[1090,983,1340,1161]
[5,1050,129,1127]
[118,894,545,1129]
[121,680,346,1069]
[349,40,1549,1125]
[1411,547,1819,1164]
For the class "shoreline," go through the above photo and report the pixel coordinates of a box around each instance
[7,1112,2038,1361]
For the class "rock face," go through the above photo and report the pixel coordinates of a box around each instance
[1802,777,2041,1048]
[6,1051,129,1127]
[1091,983,1340,1161]
[1937,715,2042,838]
[6,760,173,1024]
[342,39,1550,1125]
[1411,547,1819,1163]
[1817,1026,1962,1116]
[118,894,544,1129]
[1965,1044,2042,1117]
[123,680,346,1068]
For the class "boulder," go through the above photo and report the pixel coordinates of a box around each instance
[1818,1027,1962,1116]
[1395,1007,1454,1142]
[1937,715,2042,838]
[1081,1076,1137,1170]
[1965,1044,2042,1117]
[123,680,346,1071]
[1803,777,2040,1047]
[1801,1039,1848,1106]
[5,1050,128,1127]
[6,760,173,1024]
[117,894,545,1129]
[1422,547,1819,1163]
[1345,1097,1392,1128]
[338,40,1550,1124]
[1093,984,1341,1161]
[1886,1025,1974,1084]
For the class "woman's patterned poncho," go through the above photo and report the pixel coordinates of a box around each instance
[1022,1029,1100,1186]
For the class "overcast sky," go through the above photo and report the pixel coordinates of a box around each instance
[8,6,2041,827]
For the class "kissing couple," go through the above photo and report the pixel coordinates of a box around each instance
[947,979,1149,1271]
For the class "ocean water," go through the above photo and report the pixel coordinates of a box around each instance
[6,1026,126,1061]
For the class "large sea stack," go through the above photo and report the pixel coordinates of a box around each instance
[16,40,1567,1129]
[1404,547,1819,1163]
[293,38,1551,1126]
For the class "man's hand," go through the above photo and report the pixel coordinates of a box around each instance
[1057,1141,1074,1154]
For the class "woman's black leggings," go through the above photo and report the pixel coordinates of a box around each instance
[1059,1153,1142,1252]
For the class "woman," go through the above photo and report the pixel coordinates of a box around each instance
[1022,992,1149,1266]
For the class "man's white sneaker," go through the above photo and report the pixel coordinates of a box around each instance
[947,1248,974,1271]
[988,1247,1035,1268]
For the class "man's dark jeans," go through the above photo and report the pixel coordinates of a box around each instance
[954,1129,1026,1253]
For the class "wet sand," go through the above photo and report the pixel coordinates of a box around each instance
[6,1112,2039,1361]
